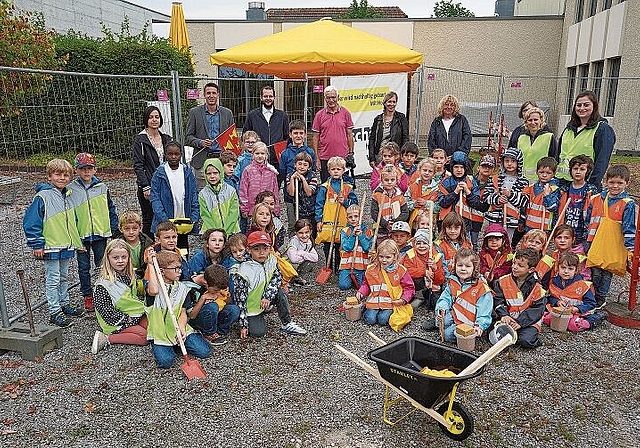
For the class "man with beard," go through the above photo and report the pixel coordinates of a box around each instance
[186,82,235,189]
[243,86,290,184]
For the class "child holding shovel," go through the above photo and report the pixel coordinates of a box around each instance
[285,152,319,236]
[338,204,374,290]
[145,250,210,369]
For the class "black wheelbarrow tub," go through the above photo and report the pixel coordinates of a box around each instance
[368,337,484,409]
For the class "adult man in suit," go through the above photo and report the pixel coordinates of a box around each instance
[243,85,290,184]
[185,82,235,188]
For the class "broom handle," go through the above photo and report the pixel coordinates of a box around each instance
[458,190,463,216]
[350,192,367,272]
[327,200,342,269]
[544,198,571,252]
[428,200,434,260]
[295,178,299,222]
[151,257,188,357]
[371,196,385,253]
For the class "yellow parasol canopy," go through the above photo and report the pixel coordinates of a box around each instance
[209,19,423,79]
[169,2,192,60]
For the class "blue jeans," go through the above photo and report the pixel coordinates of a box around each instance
[44,257,71,315]
[151,333,211,369]
[363,308,393,326]
[441,311,457,342]
[591,267,613,305]
[338,269,364,290]
[189,302,240,336]
[77,239,107,296]
[247,288,291,338]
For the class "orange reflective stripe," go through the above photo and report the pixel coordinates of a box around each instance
[548,280,592,306]
[498,275,545,316]
[364,265,407,310]
[449,278,491,326]
[524,185,554,230]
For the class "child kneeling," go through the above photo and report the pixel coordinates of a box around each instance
[435,249,492,342]
[355,239,414,326]
[146,250,210,369]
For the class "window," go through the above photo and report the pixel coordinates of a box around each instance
[592,61,604,100]
[605,57,621,116]
[578,64,590,93]
[566,67,577,114]
[602,0,613,10]
[589,0,598,16]
[218,65,271,128]
[576,0,585,22]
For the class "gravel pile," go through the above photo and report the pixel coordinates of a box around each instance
[1,172,639,447]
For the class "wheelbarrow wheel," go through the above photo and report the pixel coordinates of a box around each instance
[437,401,474,441]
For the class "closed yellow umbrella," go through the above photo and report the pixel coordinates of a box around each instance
[169,2,192,62]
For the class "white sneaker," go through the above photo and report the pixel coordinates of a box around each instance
[281,321,308,336]
[91,331,109,354]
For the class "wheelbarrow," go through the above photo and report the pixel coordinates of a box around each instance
[336,331,515,440]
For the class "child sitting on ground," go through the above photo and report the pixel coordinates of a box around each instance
[401,229,445,310]
[520,229,553,278]
[543,252,605,332]
[185,264,240,345]
[69,152,119,312]
[285,152,319,234]
[145,250,211,369]
[338,204,374,290]
[199,157,240,235]
[188,228,226,283]
[286,219,319,286]
[435,248,493,342]
[479,223,513,284]
[222,233,249,270]
[230,231,307,338]
[355,239,415,327]
[239,141,280,221]
[493,248,546,349]
[371,165,409,243]
[399,142,419,179]
[390,221,413,257]
[539,224,590,288]
[405,157,439,228]
[118,210,154,279]
[434,212,472,275]
[23,158,84,327]
[91,239,148,354]
[370,142,409,192]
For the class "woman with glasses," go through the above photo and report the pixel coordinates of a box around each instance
[556,91,616,190]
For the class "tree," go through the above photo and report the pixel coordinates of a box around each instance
[0,0,65,117]
[433,0,475,18]
[341,0,383,19]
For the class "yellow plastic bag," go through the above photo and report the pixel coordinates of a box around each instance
[389,303,413,332]
[273,251,298,284]
[586,196,628,277]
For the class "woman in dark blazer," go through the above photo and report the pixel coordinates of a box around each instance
[368,91,409,167]
[427,94,471,158]
[132,105,172,237]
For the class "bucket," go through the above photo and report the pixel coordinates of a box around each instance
[456,333,476,351]
[343,301,363,322]
[550,311,571,332]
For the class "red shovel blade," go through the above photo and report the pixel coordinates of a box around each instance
[180,355,206,380]
[316,266,332,284]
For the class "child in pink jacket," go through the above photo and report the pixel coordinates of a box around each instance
[239,142,280,218]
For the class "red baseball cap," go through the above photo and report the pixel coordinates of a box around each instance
[247,231,272,247]
[74,152,96,168]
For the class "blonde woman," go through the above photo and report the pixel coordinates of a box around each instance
[427,94,471,158]
[516,107,558,182]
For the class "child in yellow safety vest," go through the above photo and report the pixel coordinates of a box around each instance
[338,205,373,290]
[355,239,415,327]
[435,248,493,342]
[493,249,546,349]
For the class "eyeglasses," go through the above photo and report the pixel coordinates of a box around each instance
[163,266,182,273]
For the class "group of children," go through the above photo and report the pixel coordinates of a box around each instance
[22,132,636,369]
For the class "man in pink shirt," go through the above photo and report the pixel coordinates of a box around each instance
[312,86,355,182]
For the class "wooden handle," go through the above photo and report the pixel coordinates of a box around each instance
[367,331,386,346]
[458,334,514,377]
[544,199,571,252]
[151,257,188,356]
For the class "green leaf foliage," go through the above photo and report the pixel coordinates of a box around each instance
[433,0,475,18]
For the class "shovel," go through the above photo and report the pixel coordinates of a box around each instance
[151,257,206,380]
[295,178,300,222]
[316,203,341,283]
[349,193,367,288]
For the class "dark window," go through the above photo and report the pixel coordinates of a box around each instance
[589,0,598,16]
[567,67,577,114]
[602,0,613,10]
[576,0,585,22]
[578,64,590,93]
[605,57,621,116]
[218,66,271,128]
[592,61,604,100]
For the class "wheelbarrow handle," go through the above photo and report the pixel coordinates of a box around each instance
[457,334,515,377]
[367,331,386,347]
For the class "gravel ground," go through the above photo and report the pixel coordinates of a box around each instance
[1,171,639,447]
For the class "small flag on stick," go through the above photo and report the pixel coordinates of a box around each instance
[215,124,241,155]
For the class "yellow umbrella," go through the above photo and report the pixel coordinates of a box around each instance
[169,2,192,62]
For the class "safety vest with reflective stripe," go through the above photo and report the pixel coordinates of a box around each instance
[37,188,83,251]
[518,132,553,182]
[469,181,487,223]
[587,193,632,242]
[145,281,194,346]
[317,180,352,243]
[69,180,112,240]
[364,264,407,310]
[448,277,492,326]
[95,277,144,335]
[490,176,520,220]
[339,225,372,271]
[548,279,593,307]
[523,183,557,230]
[402,249,445,287]
[372,188,406,225]
[497,274,546,319]
[438,176,475,221]
[557,123,600,180]
[232,255,277,317]
[407,179,439,226]
[435,239,472,273]
[535,254,555,279]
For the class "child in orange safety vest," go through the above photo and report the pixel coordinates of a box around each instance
[338,204,374,290]
[434,248,493,342]
[434,211,472,276]
[370,165,409,243]
[355,239,415,327]
[401,229,445,310]
[493,249,546,349]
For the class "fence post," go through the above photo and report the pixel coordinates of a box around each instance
[0,272,8,328]
[496,73,505,127]
[414,65,424,146]
[171,70,184,146]
[304,74,309,129]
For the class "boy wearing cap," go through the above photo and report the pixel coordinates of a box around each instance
[230,231,308,338]
[69,152,119,312]
[470,154,496,251]
[390,221,413,257]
